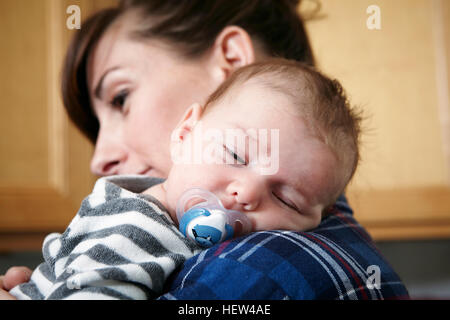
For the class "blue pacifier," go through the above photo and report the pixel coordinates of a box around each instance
[176,188,252,248]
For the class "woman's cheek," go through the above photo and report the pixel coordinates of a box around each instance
[124,111,160,155]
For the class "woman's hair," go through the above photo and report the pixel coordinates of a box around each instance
[62,0,315,143]
[62,8,121,143]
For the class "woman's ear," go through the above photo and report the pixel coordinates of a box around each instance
[208,26,256,82]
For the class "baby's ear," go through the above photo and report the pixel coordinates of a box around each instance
[171,102,203,143]
[170,103,203,165]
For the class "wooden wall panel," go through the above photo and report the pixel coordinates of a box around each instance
[0,0,49,186]
[0,0,117,251]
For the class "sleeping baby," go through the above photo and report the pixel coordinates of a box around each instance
[10,58,362,299]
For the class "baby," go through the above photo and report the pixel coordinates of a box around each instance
[10,59,361,299]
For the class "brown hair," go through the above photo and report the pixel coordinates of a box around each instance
[203,58,363,201]
[62,8,121,143]
[61,0,315,143]
[122,0,314,62]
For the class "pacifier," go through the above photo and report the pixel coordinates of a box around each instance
[176,188,252,248]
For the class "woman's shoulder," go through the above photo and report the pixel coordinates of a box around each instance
[160,201,410,300]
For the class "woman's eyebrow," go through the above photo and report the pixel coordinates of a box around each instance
[94,66,121,100]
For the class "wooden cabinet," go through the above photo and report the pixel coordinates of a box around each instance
[303,0,450,239]
[0,0,117,251]
[0,0,449,252]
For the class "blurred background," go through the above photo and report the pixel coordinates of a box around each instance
[0,0,449,299]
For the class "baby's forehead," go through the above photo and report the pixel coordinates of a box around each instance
[223,78,305,116]
[207,79,318,143]
[203,65,313,120]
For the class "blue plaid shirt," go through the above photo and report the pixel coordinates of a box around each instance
[158,195,409,300]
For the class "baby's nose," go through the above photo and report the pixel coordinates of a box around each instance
[226,180,262,212]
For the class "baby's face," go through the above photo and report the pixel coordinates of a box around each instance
[163,83,339,233]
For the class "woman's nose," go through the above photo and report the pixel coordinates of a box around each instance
[90,134,126,177]
[226,178,263,211]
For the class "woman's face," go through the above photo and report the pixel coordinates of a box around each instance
[87,18,223,178]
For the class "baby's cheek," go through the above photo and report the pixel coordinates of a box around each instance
[261,211,314,232]
[250,212,287,231]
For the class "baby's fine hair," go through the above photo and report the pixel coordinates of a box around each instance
[204,58,363,200]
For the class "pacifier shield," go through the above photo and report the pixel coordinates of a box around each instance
[176,188,252,247]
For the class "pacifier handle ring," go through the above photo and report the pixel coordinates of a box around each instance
[176,188,220,223]
[224,210,253,235]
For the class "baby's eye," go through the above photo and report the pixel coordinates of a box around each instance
[223,145,246,166]
[110,90,128,109]
[273,192,300,213]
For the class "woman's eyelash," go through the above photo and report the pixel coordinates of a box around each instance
[110,90,128,108]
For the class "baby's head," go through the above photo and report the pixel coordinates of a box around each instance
[163,59,362,233]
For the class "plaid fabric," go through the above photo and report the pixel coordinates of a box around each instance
[158,195,409,300]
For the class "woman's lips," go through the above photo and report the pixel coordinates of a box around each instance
[139,167,166,178]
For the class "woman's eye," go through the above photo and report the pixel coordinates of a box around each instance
[273,192,299,213]
[110,90,128,109]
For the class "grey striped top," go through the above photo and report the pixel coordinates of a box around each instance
[10,175,201,300]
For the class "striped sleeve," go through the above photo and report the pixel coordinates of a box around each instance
[10,176,201,300]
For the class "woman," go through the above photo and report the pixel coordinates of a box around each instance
[0,0,408,299]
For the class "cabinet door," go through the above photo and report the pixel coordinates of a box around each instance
[0,0,117,251]
[304,0,450,239]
